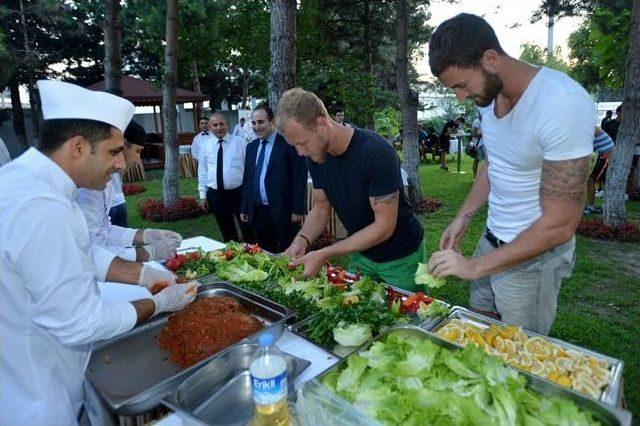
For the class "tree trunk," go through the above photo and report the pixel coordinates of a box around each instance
[546,9,554,62]
[191,59,202,127]
[362,0,376,130]
[602,0,640,226]
[104,0,123,96]
[268,0,296,112]
[241,67,250,109]
[162,0,180,207]
[395,0,422,203]
[19,0,40,141]
[9,79,28,151]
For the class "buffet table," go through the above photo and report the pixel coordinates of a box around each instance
[90,236,630,426]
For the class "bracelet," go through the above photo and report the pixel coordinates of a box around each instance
[297,234,311,247]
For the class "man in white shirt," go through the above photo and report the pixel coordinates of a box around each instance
[77,120,182,289]
[191,116,210,161]
[232,117,249,140]
[426,14,593,335]
[198,112,252,242]
[0,80,196,426]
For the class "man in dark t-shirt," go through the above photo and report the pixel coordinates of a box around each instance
[602,106,621,142]
[275,88,425,290]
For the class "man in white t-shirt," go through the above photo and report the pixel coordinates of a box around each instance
[426,14,593,335]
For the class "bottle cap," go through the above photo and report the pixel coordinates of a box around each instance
[258,332,274,346]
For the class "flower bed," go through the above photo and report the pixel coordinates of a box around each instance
[138,197,206,222]
[577,218,640,243]
[412,197,443,213]
[122,183,146,196]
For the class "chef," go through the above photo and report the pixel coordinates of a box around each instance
[0,80,197,426]
[76,120,183,289]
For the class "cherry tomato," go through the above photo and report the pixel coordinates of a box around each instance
[166,259,180,271]
[187,252,201,261]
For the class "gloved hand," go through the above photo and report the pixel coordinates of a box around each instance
[138,264,177,293]
[151,281,198,316]
[142,239,179,261]
[143,229,183,247]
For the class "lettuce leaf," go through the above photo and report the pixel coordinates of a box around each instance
[415,263,446,288]
[333,323,372,348]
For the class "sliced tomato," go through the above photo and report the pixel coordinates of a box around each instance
[166,259,180,271]
[187,251,201,261]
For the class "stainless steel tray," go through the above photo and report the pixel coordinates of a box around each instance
[161,342,310,426]
[316,325,631,426]
[86,282,294,415]
[426,306,624,407]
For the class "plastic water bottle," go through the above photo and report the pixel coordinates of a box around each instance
[250,333,291,426]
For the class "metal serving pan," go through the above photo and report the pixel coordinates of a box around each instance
[161,342,310,426]
[427,306,624,407]
[86,282,294,415]
[316,325,631,426]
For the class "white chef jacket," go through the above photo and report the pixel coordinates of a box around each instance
[191,131,211,161]
[197,133,246,199]
[76,178,138,281]
[0,148,138,426]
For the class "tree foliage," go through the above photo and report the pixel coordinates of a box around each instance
[519,42,569,73]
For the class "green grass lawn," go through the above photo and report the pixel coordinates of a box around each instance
[126,156,640,418]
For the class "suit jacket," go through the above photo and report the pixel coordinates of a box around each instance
[241,132,307,225]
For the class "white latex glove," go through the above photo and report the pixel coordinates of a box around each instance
[143,240,179,261]
[151,281,198,316]
[143,229,183,247]
[138,264,177,293]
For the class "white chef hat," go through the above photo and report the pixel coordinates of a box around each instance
[38,80,135,132]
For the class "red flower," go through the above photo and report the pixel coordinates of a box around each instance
[138,197,207,222]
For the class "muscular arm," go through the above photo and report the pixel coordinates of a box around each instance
[469,156,589,277]
[315,190,399,258]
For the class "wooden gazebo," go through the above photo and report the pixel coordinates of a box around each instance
[89,77,207,176]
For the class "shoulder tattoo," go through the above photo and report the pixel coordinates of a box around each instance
[372,191,399,205]
[540,156,590,204]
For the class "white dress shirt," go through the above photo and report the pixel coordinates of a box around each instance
[76,177,138,281]
[191,131,211,161]
[109,173,126,207]
[0,148,138,426]
[198,133,246,198]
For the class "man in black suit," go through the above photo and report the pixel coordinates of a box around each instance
[240,104,307,253]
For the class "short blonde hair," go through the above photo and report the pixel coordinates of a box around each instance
[275,88,329,130]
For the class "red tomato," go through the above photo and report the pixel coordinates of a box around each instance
[187,252,201,261]
[175,254,187,266]
[166,259,180,271]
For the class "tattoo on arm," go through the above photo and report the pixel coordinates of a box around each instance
[372,191,399,205]
[540,156,590,204]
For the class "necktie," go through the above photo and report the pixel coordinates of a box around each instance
[216,139,224,190]
[254,139,268,204]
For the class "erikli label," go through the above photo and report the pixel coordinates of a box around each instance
[251,371,287,405]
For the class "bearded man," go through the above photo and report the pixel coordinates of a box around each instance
[425,14,593,335]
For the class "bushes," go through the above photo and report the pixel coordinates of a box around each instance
[577,218,640,243]
[138,197,206,222]
[122,183,146,196]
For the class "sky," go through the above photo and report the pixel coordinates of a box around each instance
[415,0,585,78]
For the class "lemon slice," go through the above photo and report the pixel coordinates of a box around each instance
[543,360,557,375]
[519,353,534,371]
[503,339,517,357]
[554,356,571,372]
[573,378,601,399]
[530,359,545,376]
[555,375,572,388]
[552,346,567,358]
[484,343,501,357]
[524,337,552,361]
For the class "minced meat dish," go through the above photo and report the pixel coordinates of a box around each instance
[158,296,263,368]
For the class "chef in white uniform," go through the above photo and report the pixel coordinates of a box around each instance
[0,80,197,426]
[77,120,183,289]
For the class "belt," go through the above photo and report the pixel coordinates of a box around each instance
[485,228,507,248]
